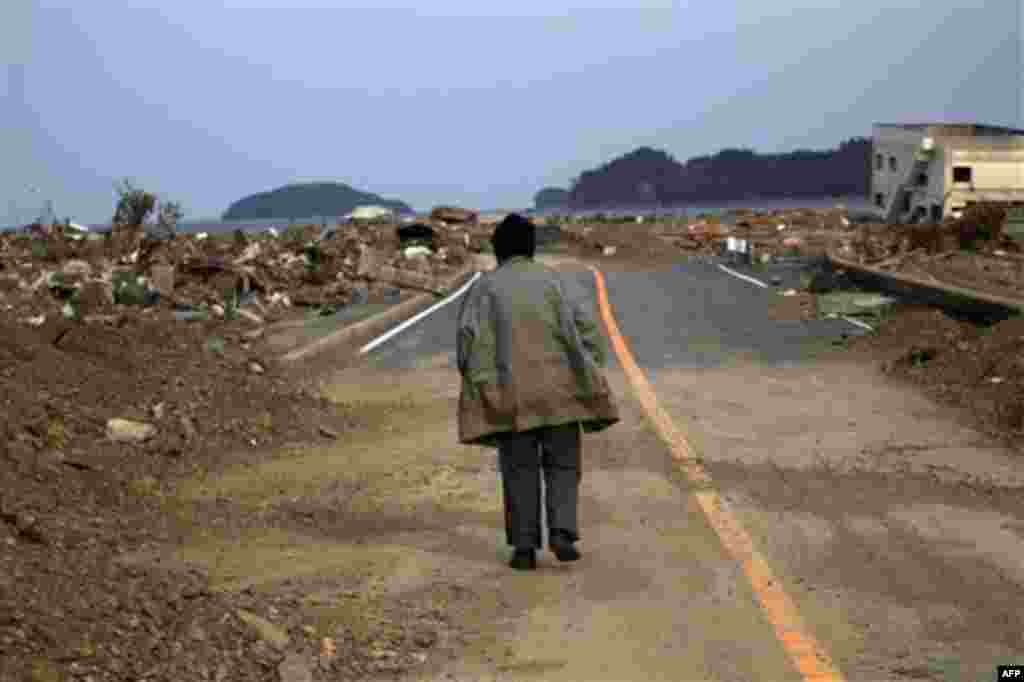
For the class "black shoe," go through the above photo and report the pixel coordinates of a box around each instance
[509,549,537,571]
[549,533,581,562]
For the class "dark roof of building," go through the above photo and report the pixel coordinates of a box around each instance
[875,123,1024,136]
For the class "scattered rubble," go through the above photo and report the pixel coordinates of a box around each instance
[429,206,478,225]
[0,211,496,332]
[556,207,852,261]
[832,216,1024,303]
[553,204,1024,309]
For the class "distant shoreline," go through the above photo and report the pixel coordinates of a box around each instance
[2,195,873,233]
[530,195,872,216]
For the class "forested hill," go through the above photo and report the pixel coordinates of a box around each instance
[553,139,870,208]
[533,187,571,210]
[222,183,412,220]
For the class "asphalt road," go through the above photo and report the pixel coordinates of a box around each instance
[361,257,865,374]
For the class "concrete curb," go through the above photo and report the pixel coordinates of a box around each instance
[279,257,491,364]
[827,252,1024,321]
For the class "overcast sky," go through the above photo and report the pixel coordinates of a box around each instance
[2,0,1022,223]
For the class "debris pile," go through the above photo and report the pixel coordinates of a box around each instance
[553,204,1024,305]
[0,211,492,330]
[429,206,478,225]
[555,207,855,260]
[0,304,349,681]
[834,207,1024,302]
[725,207,853,261]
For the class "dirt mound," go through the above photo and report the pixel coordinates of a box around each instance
[0,554,277,681]
[851,306,1024,442]
[0,311,351,680]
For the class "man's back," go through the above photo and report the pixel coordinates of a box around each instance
[457,254,617,445]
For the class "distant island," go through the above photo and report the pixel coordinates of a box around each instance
[533,187,571,210]
[222,182,413,220]
[537,138,871,209]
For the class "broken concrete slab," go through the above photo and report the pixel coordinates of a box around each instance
[62,260,93,278]
[236,308,264,325]
[106,418,157,443]
[403,246,433,260]
[180,415,198,441]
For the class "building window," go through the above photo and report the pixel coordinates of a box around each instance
[876,154,884,171]
[889,156,899,172]
[875,193,885,208]
[902,193,912,212]
[931,204,943,222]
[953,166,973,183]
[917,173,928,186]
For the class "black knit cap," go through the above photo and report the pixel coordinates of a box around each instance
[491,213,536,261]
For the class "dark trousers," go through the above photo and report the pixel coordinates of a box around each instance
[497,422,582,549]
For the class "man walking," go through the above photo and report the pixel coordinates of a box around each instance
[456,213,619,570]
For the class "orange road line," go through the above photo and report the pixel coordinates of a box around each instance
[588,266,846,682]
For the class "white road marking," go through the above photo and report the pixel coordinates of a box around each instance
[840,316,874,332]
[359,272,483,355]
[717,264,769,289]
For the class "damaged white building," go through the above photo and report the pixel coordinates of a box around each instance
[871,123,1024,223]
